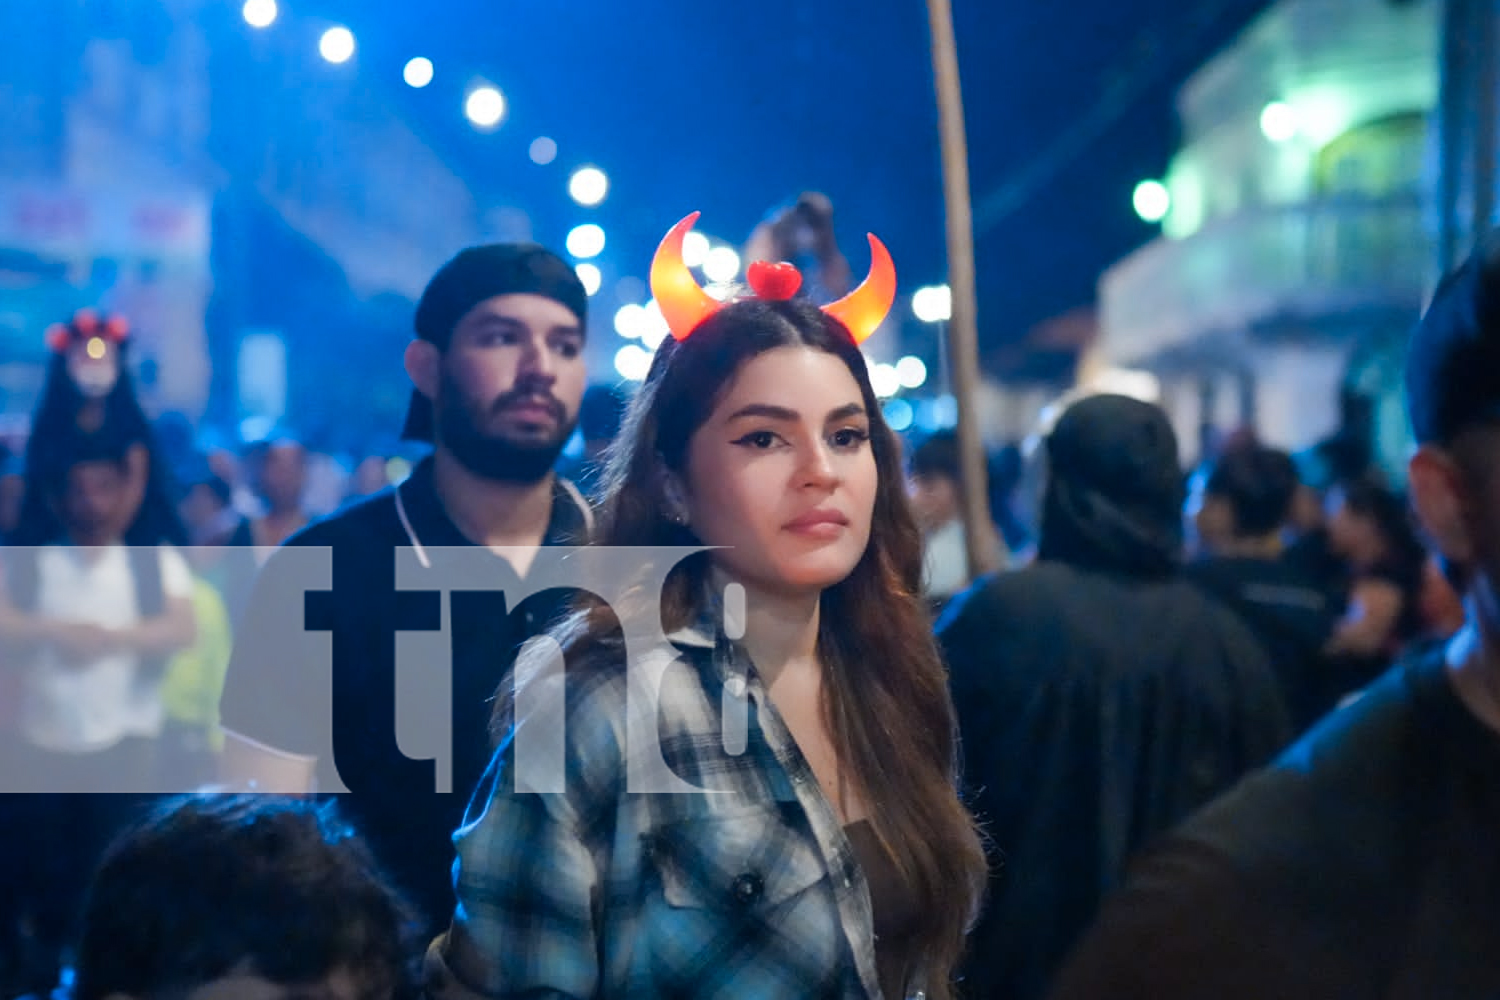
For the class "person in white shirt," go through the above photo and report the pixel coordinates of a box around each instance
[2,432,196,779]
[0,429,196,998]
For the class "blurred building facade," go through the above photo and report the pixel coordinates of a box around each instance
[1094,0,1446,477]
[0,0,480,439]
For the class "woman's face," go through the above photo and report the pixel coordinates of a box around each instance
[678,346,878,598]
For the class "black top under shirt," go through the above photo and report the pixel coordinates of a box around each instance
[1049,643,1500,1000]
[845,820,922,1000]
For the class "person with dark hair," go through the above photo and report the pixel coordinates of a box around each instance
[244,435,310,552]
[73,794,419,1000]
[1048,230,1500,1000]
[908,430,1004,608]
[219,240,594,935]
[935,393,1291,1000]
[0,428,198,998]
[1324,477,1429,667]
[987,442,1033,557]
[1185,444,1337,730]
[176,465,256,629]
[1188,441,1298,554]
[12,308,186,550]
[179,469,253,548]
[426,215,986,1000]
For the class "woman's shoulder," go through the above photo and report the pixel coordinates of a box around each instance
[496,608,718,800]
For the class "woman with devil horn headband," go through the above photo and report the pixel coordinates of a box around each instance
[427,215,985,1000]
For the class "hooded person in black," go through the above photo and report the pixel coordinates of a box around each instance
[1049,231,1500,1000]
[935,394,1291,1000]
[218,243,594,934]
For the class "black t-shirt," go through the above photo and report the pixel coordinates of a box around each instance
[1283,527,1349,607]
[219,458,591,931]
[1320,553,1431,710]
[1049,643,1500,1000]
[1186,555,1338,731]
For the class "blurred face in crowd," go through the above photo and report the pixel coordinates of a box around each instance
[1325,487,1379,560]
[178,481,237,547]
[353,456,389,496]
[1288,483,1325,536]
[60,457,137,545]
[256,442,307,512]
[908,473,959,534]
[207,448,240,487]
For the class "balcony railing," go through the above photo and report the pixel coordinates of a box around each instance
[1098,194,1432,365]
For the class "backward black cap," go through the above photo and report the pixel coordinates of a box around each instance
[1405,230,1500,446]
[401,243,587,442]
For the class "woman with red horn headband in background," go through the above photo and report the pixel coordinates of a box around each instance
[0,310,194,1000]
[10,309,187,549]
[426,214,986,1000]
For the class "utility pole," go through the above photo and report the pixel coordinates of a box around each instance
[926,0,1004,581]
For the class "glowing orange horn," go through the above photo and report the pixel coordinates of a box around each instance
[822,234,896,344]
[650,212,725,342]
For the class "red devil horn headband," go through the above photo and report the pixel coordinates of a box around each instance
[44,309,130,354]
[648,212,897,344]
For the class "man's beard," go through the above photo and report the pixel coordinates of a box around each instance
[437,379,576,484]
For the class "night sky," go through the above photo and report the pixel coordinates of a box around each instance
[274,0,1273,369]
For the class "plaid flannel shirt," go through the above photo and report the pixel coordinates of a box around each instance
[424,607,928,1000]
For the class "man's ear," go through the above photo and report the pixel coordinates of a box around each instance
[1409,445,1474,565]
[404,340,440,401]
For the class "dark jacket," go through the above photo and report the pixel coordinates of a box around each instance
[937,561,1292,1000]
[219,457,592,930]
[1050,646,1500,1000]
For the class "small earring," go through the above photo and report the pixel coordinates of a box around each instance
[663,479,689,526]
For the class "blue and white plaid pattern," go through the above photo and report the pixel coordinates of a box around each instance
[424,611,911,999]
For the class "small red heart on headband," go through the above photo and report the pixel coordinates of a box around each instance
[103,316,129,341]
[747,261,802,301]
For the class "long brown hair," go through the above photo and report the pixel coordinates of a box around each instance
[529,299,986,996]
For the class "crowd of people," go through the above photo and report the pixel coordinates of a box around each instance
[0,206,1497,1000]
